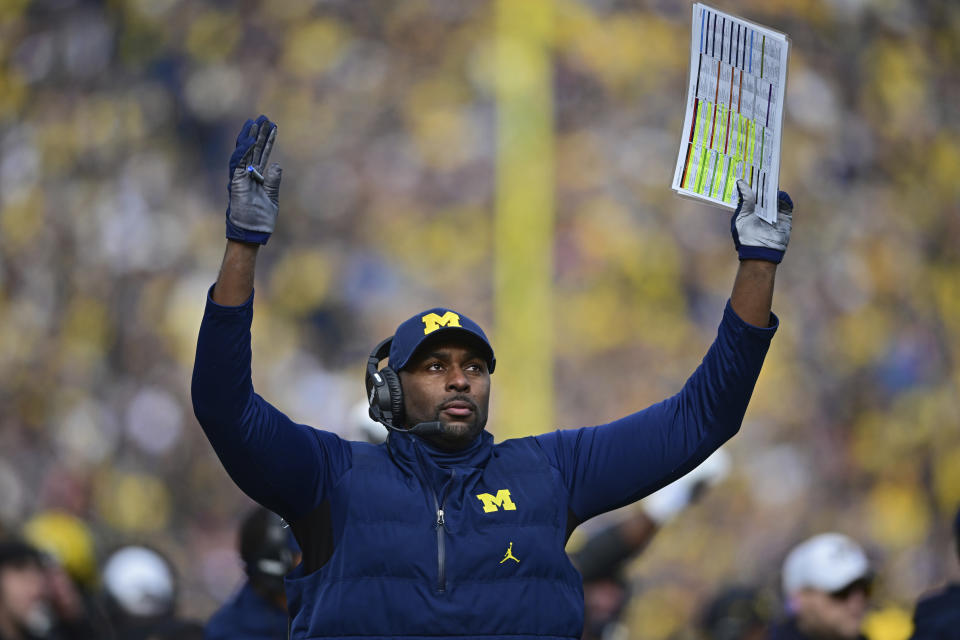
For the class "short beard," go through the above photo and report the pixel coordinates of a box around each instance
[417,406,487,450]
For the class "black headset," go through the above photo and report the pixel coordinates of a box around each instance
[365,337,405,429]
[365,337,443,436]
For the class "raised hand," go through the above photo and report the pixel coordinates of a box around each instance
[730,179,793,264]
[225,115,282,245]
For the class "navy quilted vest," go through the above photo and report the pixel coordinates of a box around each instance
[285,430,584,639]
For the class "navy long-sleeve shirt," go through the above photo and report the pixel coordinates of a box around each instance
[191,289,777,639]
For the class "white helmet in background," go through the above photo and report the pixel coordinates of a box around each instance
[102,545,175,619]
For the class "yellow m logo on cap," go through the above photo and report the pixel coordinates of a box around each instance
[422,311,461,335]
[476,489,517,513]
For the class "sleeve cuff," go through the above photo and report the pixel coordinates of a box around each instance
[225,219,272,245]
[205,284,254,314]
[723,299,779,333]
[737,246,784,264]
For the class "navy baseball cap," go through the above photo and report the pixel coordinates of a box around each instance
[389,307,496,373]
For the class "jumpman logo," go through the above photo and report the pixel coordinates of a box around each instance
[499,542,519,564]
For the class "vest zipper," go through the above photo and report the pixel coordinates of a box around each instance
[430,467,456,594]
[432,492,446,593]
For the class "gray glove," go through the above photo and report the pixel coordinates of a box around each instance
[225,115,282,244]
[730,179,793,264]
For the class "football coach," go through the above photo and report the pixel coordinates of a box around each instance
[192,115,794,639]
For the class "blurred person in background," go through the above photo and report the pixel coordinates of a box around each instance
[205,506,301,640]
[572,449,731,640]
[769,533,874,640]
[34,559,102,640]
[908,505,960,640]
[22,512,110,639]
[698,585,776,640]
[192,114,792,639]
[100,545,198,640]
[0,541,48,640]
[0,539,101,640]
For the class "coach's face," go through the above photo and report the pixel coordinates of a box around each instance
[399,334,491,451]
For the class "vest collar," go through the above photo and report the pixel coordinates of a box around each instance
[388,429,494,476]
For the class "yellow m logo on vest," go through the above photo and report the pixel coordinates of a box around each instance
[476,489,517,513]
[422,311,461,335]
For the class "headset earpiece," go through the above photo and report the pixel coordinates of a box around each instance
[366,337,404,429]
[381,366,404,427]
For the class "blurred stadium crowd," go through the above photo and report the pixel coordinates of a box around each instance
[1,0,959,638]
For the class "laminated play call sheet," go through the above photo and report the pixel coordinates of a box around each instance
[672,4,790,223]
